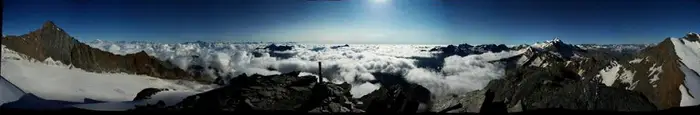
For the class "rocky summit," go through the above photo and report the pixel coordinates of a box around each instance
[1,21,209,83]
[133,71,365,113]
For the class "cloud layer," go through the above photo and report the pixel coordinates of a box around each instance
[86,41,519,97]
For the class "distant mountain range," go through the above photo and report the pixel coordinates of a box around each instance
[1,21,698,113]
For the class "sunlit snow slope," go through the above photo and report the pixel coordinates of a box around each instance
[670,37,700,107]
[0,45,214,105]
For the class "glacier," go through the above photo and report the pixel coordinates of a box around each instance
[1,45,215,106]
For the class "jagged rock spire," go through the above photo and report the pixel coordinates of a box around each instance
[685,32,699,41]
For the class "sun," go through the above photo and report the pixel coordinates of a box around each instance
[371,0,389,3]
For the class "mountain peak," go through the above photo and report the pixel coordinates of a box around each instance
[552,37,562,43]
[532,37,569,50]
[685,32,699,41]
[42,21,58,29]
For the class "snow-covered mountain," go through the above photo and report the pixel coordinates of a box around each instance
[589,33,700,108]
[1,21,208,83]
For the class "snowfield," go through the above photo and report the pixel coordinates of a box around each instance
[1,45,215,106]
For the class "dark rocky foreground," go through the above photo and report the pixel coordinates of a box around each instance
[124,68,666,113]
[1,21,210,83]
[131,72,365,112]
[4,70,699,114]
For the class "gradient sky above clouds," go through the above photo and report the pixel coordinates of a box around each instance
[3,0,700,44]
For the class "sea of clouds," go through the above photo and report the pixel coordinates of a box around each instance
[86,40,523,97]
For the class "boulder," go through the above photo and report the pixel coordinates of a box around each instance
[133,88,169,101]
[431,90,487,113]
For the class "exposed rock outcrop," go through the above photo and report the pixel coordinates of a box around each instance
[358,83,431,113]
[483,64,658,111]
[431,90,487,113]
[133,88,169,101]
[259,44,294,52]
[429,44,510,57]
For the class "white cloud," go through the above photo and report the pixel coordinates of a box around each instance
[405,51,520,96]
[85,41,518,97]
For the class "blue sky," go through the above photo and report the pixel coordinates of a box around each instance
[3,0,700,44]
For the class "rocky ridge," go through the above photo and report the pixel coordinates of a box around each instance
[1,21,209,82]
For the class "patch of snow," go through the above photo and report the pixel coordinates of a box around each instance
[350,82,380,98]
[618,69,635,85]
[596,60,637,89]
[626,80,639,90]
[648,64,663,87]
[629,58,643,64]
[529,57,544,67]
[516,56,529,66]
[597,61,621,86]
[297,72,328,82]
[577,69,585,77]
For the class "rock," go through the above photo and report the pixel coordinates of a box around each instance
[685,32,699,42]
[359,83,431,113]
[133,88,168,101]
[431,90,487,113]
[134,71,362,112]
[479,90,508,114]
[330,44,350,49]
[429,44,510,57]
[260,44,293,51]
[484,65,658,112]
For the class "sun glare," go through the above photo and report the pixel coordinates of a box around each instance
[372,0,389,3]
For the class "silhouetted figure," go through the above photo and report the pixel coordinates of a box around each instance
[318,62,323,83]
[480,90,508,114]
